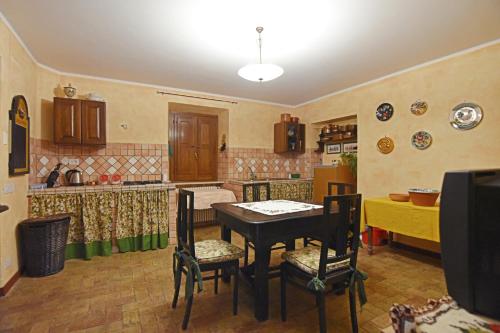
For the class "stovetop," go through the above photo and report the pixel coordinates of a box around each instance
[122,180,163,186]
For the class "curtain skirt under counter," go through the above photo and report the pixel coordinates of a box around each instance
[30,189,169,260]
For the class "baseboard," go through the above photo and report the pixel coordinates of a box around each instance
[391,241,441,260]
[0,270,20,296]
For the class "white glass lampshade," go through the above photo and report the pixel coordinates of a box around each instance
[238,63,284,82]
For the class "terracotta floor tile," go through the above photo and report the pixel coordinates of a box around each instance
[0,226,446,333]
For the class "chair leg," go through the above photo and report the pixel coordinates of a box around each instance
[303,237,309,247]
[182,279,195,330]
[349,285,359,333]
[244,239,249,268]
[280,269,287,322]
[317,293,326,333]
[214,269,219,295]
[172,259,183,309]
[232,264,239,315]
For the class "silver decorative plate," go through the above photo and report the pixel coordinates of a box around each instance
[449,103,483,130]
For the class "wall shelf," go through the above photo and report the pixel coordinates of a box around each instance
[0,205,9,214]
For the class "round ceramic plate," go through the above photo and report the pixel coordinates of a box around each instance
[411,131,432,150]
[377,136,394,154]
[376,103,393,121]
[449,103,483,130]
[410,100,428,116]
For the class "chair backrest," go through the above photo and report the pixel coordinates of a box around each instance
[242,182,271,202]
[177,189,196,257]
[327,181,355,195]
[317,194,362,280]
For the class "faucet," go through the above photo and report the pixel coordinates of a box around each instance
[248,167,257,181]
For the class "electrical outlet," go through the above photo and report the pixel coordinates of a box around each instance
[68,159,80,165]
[3,183,15,194]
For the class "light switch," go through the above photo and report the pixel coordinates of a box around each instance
[3,183,15,194]
[2,131,7,145]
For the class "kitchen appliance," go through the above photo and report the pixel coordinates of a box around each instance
[46,163,62,188]
[440,169,500,319]
[65,169,84,186]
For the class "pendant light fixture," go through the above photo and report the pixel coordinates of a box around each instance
[238,27,284,82]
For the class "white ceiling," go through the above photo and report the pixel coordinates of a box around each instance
[1,0,499,106]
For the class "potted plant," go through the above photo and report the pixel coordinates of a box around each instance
[340,152,357,178]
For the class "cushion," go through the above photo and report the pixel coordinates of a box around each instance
[281,246,350,275]
[195,239,244,264]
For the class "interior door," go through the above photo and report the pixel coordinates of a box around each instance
[173,113,198,181]
[196,115,218,180]
[171,112,218,181]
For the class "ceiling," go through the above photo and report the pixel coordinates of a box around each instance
[1,0,499,106]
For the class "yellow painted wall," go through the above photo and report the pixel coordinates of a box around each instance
[0,20,37,286]
[33,72,293,148]
[297,43,500,199]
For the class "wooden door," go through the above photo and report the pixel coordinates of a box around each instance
[196,115,218,180]
[173,113,198,181]
[82,100,106,145]
[54,97,81,144]
[171,112,218,181]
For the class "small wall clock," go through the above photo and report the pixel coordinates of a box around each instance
[376,103,394,121]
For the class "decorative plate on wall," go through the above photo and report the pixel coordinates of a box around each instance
[410,100,428,116]
[376,103,394,121]
[377,136,394,154]
[411,131,432,150]
[449,102,483,130]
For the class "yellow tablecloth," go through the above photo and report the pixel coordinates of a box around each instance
[361,197,440,242]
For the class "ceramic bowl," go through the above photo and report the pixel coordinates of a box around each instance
[408,188,440,207]
[389,193,410,202]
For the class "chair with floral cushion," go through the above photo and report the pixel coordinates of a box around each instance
[172,189,244,330]
[280,194,365,333]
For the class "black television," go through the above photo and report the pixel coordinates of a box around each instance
[440,169,500,320]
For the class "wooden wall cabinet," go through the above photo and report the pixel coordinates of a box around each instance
[54,97,106,145]
[274,122,305,154]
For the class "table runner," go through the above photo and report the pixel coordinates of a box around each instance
[233,200,322,216]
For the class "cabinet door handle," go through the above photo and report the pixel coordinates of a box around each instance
[96,107,100,138]
[194,151,199,160]
[70,105,75,137]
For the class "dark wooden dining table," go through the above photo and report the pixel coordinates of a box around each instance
[211,202,324,321]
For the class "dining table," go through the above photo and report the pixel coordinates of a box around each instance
[211,201,324,321]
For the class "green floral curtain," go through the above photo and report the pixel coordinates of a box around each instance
[30,192,114,259]
[116,189,169,252]
[271,182,313,201]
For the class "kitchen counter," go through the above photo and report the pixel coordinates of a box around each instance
[228,178,313,185]
[28,183,175,196]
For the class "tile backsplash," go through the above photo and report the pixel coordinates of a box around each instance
[30,138,168,185]
[29,138,321,185]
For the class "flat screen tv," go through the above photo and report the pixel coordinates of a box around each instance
[440,169,500,320]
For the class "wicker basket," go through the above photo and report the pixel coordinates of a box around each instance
[20,214,71,277]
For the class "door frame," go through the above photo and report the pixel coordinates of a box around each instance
[169,111,219,181]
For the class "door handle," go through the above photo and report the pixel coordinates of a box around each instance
[194,151,199,160]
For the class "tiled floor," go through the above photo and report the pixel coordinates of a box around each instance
[0,226,446,332]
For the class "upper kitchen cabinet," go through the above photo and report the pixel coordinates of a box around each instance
[274,122,305,154]
[54,97,106,145]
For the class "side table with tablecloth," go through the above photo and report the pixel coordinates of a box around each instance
[361,198,440,255]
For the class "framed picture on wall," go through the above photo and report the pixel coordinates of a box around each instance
[326,143,341,154]
[343,142,358,153]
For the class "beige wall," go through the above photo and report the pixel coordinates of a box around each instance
[33,71,293,148]
[297,43,500,199]
[0,20,37,286]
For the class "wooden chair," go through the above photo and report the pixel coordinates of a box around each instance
[172,189,243,330]
[242,183,288,270]
[280,194,363,333]
[304,181,355,247]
